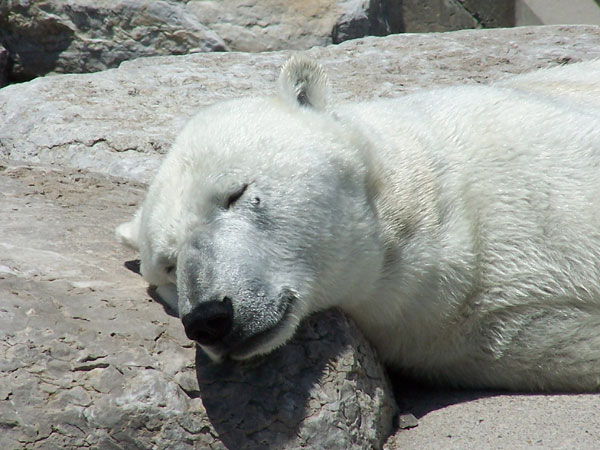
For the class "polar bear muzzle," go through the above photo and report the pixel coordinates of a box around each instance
[180,288,299,361]
[176,233,302,361]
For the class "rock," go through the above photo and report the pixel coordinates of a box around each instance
[516,0,600,27]
[0,0,388,83]
[332,0,392,44]
[0,0,519,84]
[0,44,7,88]
[0,162,395,449]
[2,25,599,183]
[461,0,515,28]
[195,311,395,449]
[188,0,390,52]
[0,0,228,82]
[397,413,419,430]
[2,26,600,449]
[390,0,514,33]
[397,0,480,32]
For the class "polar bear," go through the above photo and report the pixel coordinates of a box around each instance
[117,56,600,391]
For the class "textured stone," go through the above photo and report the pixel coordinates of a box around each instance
[0,44,7,88]
[187,0,391,52]
[0,0,228,82]
[0,0,388,83]
[0,162,395,449]
[461,0,515,28]
[0,0,518,84]
[516,0,600,27]
[398,0,480,32]
[390,0,514,32]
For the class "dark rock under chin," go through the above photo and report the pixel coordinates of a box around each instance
[194,310,397,450]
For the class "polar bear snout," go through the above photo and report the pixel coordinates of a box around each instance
[181,296,234,345]
[176,233,303,361]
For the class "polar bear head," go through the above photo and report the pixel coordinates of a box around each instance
[117,56,385,361]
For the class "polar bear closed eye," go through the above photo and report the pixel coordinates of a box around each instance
[117,56,600,391]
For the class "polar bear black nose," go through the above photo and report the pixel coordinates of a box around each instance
[182,297,234,345]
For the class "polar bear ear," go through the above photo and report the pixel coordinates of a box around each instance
[278,55,328,111]
[115,208,142,250]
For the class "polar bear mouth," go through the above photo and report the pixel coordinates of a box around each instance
[201,291,299,361]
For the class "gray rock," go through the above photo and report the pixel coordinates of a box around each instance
[397,0,480,32]
[516,0,600,27]
[0,0,228,82]
[397,413,419,430]
[0,162,395,449]
[332,0,392,44]
[0,44,7,88]
[0,0,388,82]
[187,0,390,52]
[390,0,514,33]
[460,0,515,28]
[0,0,518,84]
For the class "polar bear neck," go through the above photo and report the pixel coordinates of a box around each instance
[336,102,479,366]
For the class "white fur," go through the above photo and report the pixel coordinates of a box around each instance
[117,58,600,391]
[277,55,329,110]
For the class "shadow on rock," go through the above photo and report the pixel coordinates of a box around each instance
[194,309,397,449]
[0,13,75,82]
[123,259,141,275]
[123,259,179,318]
[147,286,179,318]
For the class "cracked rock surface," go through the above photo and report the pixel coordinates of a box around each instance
[2,26,600,449]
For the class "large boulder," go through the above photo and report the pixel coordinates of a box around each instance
[186,0,391,50]
[392,0,514,32]
[2,26,600,449]
[0,0,520,84]
[0,0,227,83]
[0,0,389,82]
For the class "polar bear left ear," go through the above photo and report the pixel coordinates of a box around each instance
[278,55,328,111]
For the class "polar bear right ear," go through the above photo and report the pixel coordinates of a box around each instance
[278,55,328,111]
[115,208,142,250]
